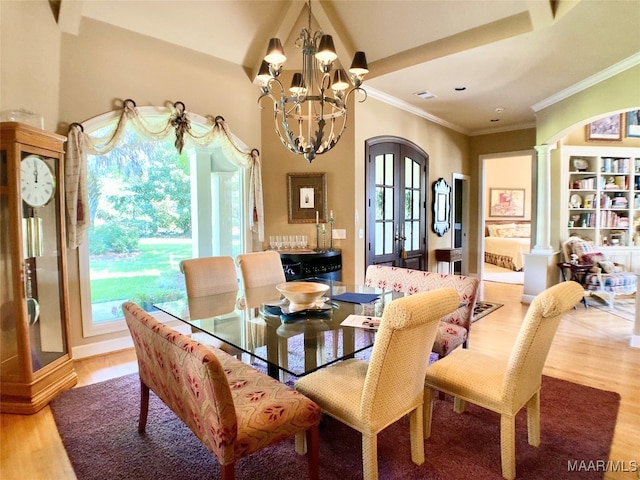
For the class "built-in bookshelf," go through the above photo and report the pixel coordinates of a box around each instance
[562,145,640,252]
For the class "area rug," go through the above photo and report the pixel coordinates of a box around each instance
[50,373,619,480]
[585,294,635,322]
[473,301,503,322]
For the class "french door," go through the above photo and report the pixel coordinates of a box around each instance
[365,138,428,270]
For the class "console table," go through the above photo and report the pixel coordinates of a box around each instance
[278,250,342,281]
[435,248,462,274]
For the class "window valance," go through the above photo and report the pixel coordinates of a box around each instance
[65,99,263,248]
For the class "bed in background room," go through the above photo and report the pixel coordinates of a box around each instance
[484,221,531,271]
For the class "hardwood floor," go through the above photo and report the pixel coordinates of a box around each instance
[1,281,639,479]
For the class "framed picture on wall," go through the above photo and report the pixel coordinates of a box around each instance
[627,110,640,138]
[586,114,623,141]
[287,172,327,223]
[489,188,525,217]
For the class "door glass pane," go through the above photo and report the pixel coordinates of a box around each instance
[385,153,393,185]
[384,187,394,220]
[413,189,421,217]
[375,154,384,184]
[375,222,384,255]
[405,157,412,187]
[375,186,384,220]
[384,221,394,255]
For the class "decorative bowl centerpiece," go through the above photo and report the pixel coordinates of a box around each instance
[276,281,330,311]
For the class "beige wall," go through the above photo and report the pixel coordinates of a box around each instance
[484,155,532,221]
[0,1,61,130]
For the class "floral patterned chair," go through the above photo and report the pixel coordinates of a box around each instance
[123,301,321,480]
[364,265,479,357]
[562,236,637,308]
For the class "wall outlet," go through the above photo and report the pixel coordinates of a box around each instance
[332,228,347,239]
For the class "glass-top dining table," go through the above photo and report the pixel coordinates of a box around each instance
[154,279,402,380]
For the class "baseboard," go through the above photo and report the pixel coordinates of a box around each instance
[631,334,640,349]
[72,323,192,359]
[521,293,535,304]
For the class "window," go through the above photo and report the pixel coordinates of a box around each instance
[79,115,246,337]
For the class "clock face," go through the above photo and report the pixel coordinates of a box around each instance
[20,155,56,208]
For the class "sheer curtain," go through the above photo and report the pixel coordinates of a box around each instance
[65,99,263,248]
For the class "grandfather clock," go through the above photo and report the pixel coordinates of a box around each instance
[1,122,77,414]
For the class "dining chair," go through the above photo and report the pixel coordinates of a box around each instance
[294,288,461,480]
[236,250,286,289]
[422,281,584,480]
[180,256,239,298]
[180,256,242,358]
[236,251,288,374]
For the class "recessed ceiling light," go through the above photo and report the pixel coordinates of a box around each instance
[414,91,436,100]
[495,107,504,113]
[454,86,466,91]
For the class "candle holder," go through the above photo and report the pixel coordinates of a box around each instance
[329,213,335,251]
[315,223,322,252]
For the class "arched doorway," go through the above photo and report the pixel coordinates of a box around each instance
[364,137,428,270]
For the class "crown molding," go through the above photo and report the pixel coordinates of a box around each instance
[364,86,470,135]
[532,52,640,113]
[469,121,537,136]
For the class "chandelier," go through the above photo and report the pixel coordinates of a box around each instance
[257,1,368,162]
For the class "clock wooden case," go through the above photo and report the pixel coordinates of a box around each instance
[0,122,77,414]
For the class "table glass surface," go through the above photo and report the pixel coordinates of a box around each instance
[154,279,402,378]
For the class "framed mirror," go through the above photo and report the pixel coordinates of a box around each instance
[432,178,451,236]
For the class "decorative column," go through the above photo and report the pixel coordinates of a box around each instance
[633,274,640,348]
[522,144,558,303]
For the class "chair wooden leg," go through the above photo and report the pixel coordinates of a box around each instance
[221,462,235,480]
[500,415,517,480]
[453,397,466,413]
[423,387,434,439]
[362,433,379,480]
[138,378,150,433]
[295,431,307,454]
[306,425,320,480]
[527,390,541,446]
[409,406,425,465]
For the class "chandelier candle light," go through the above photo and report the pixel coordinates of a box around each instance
[257,1,368,162]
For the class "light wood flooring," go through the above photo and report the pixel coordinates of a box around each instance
[1,281,639,480]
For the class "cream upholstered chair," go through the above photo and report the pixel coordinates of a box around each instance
[236,250,286,289]
[295,288,461,480]
[236,251,289,374]
[180,256,238,298]
[423,281,584,480]
[180,256,242,357]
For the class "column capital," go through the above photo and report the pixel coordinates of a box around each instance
[534,143,557,156]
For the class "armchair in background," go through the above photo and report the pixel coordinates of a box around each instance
[562,236,636,308]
